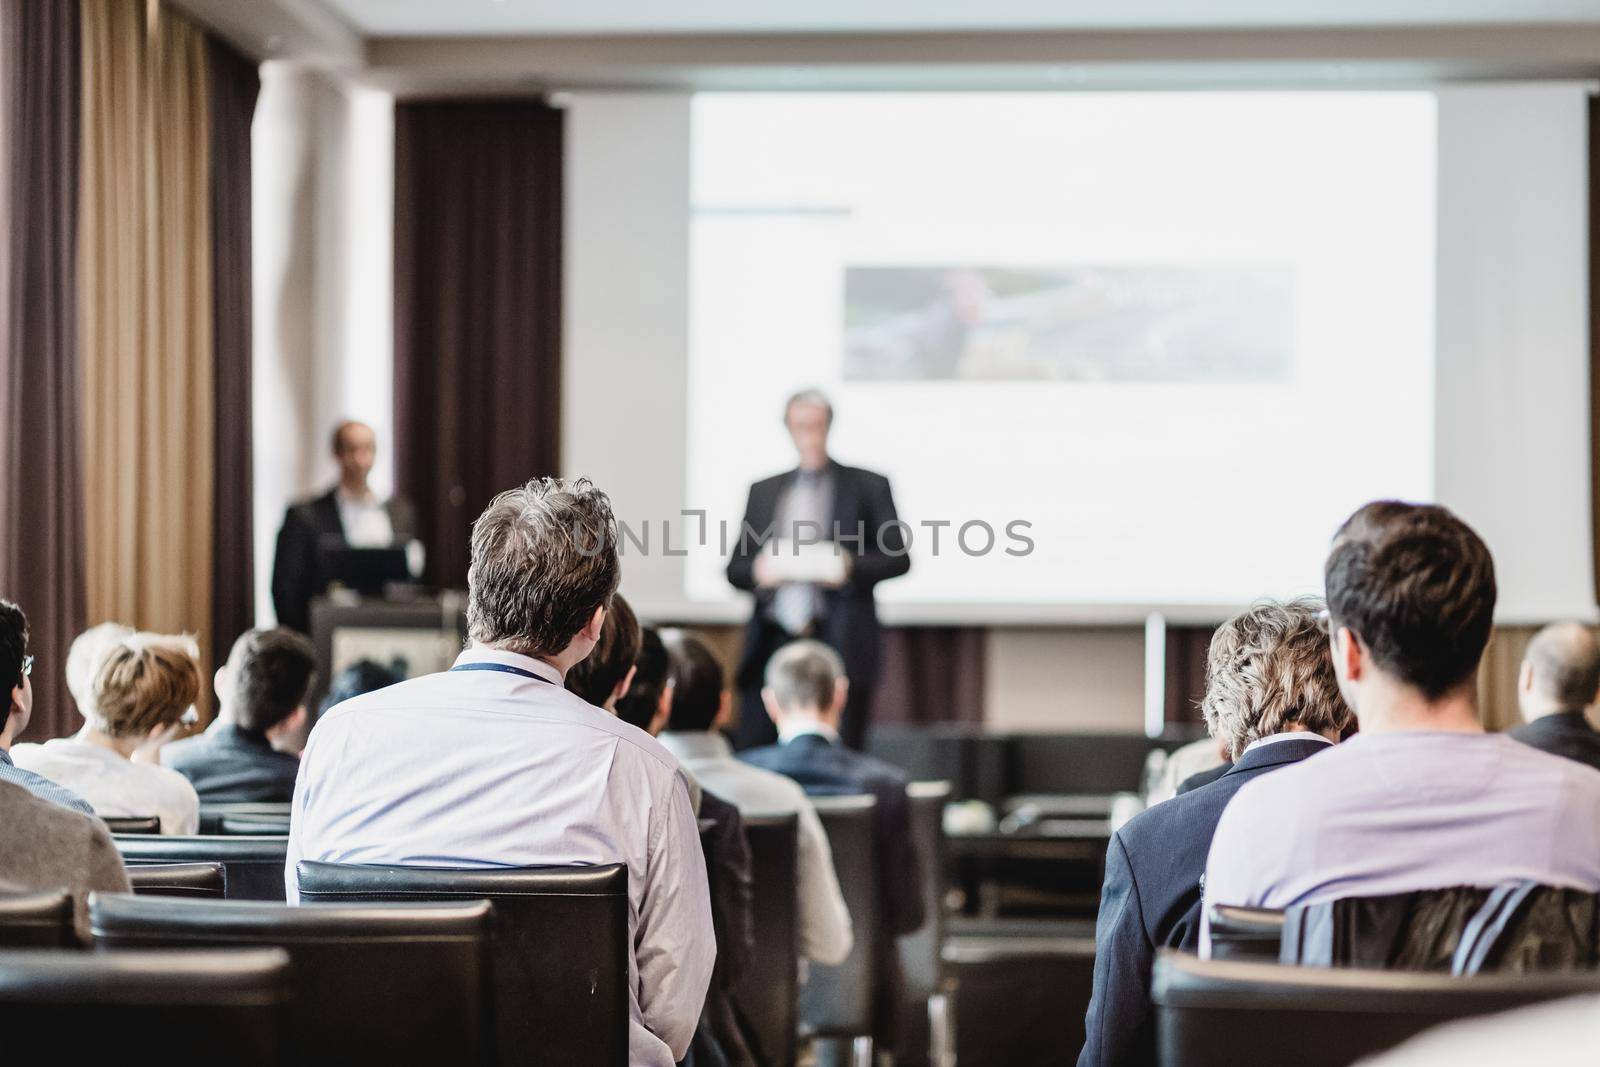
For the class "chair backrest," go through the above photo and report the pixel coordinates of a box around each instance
[220,813,293,836]
[297,861,629,1067]
[115,834,289,901]
[1152,949,1600,1067]
[901,781,950,999]
[126,862,227,899]
[1206,904,1285,962]
[0,947,290,1064]
[101,815,161,835]
[730,811,800,1067]
[0,889,74,947]
[91,894,493,1065]
[802,794,879,1038]
[1282,884,1600,974]
[199,802,292,835]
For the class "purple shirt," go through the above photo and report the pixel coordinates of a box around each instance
[1202,730,1600,953]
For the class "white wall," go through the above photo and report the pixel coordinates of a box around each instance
[252,63,395,627]
[1435,83,1594,623]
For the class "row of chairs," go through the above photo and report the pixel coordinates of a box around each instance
[5,783,953,1066]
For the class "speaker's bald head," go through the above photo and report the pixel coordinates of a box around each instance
[1523,622,1600,710]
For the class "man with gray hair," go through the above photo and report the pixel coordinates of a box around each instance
[739,638,926,1050]
[1080,598,1350,1067]
[286,478,714,1067]
[1509,621,1600,773]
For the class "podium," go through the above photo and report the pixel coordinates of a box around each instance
[307,591,468,717]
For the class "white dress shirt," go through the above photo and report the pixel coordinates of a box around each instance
[11,737,199,835]
[286,647,715,1066]
[658,730,853,966]
[335,488,394,548]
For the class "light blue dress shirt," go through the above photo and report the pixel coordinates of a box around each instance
[286,647,715,1066]
[1202,730,1600,954]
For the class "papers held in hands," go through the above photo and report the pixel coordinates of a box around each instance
[764,539,848,584]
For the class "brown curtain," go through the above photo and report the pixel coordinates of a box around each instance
[0,0,86,741]
[393,99,563,590]
[1164,624,1215,727]
[206,33,258,658]
[78,0,214,670]
[872,627,986,725]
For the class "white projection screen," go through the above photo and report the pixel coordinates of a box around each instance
[562,85,1593,624]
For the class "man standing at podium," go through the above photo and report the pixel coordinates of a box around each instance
[270,421,416,634]
[727,390,910,750]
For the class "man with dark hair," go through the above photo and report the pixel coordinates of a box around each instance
[564,592,641,711]
[1509,622,1600,773]
[0,600,93,813]
[270,420,417,634]
[657,630,853,968]
[319,660,400,717]
[615,627,672,736]
[164,628,318,802]
[741,638,924,1049]
[287,478,714,1067]
[1203,502,1600,948]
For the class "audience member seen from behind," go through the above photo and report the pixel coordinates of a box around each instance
[318,659,399,717]
[0,600,93,813]
[287,477,714,1067]
[1079,597,1350,1067]
[564,592,641,710]
[14,634,202,835]
[614,626,757,1066]
[164,628,317,802]
[657,628,852,967]
[1507,621,1600,774]
[65,621,135,731]
[1202,502,1600,949]
[740,639,926,1046]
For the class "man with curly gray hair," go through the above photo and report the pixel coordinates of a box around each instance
[286,478,714,1067]
[1079,598,1348,1067]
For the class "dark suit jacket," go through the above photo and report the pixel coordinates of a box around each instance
[739,732,927,1040]
[726,461,909,686]
[270,488,416,633]
[1508,710,1600,774]
[163,724,304,803]
[695,789,757,1067]
[1077,736,1334,1067]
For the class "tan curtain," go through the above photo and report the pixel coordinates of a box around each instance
[78,0,213,676]
[1478,625,1540,732]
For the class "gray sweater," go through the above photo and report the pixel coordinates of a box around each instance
[0,779,132,941]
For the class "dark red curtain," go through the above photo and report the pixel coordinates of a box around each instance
[392,99,563,590]
[1164,624,1216,727]
[0,0,84,740]
[872,626,986,725]
[207,34,259,658]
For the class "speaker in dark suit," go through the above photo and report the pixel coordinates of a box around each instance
[1077,735,1334,1067]
[269,422,416,634]
[726,391,910,750]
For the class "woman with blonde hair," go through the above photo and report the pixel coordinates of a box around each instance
[13,633,201,835]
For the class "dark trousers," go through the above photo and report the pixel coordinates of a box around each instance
[731,620,875,751]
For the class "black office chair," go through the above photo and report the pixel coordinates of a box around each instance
[0,889,74,947]
[1205,904,1285,962]
[901,780,954,1067]
[220,812,292,836]
[298,861,629,1067]
[1151,949,1600,1067]
[0,947,290,1064]
[126,862,227,898]
[199,801,292,834]
[100,815,160,834]
[730,811,800,1067]
[91,894,494,1065]
[804,794,880,1067]
[114,833,289,901]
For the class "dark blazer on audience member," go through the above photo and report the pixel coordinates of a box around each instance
[694,788,758,1067]
[1175,762,1231,796]
[269,488,416,634]
[1508,710,1600,774]
[740,731,926,1042]
[163,723,303,803]
[1077,736,1334,1067]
